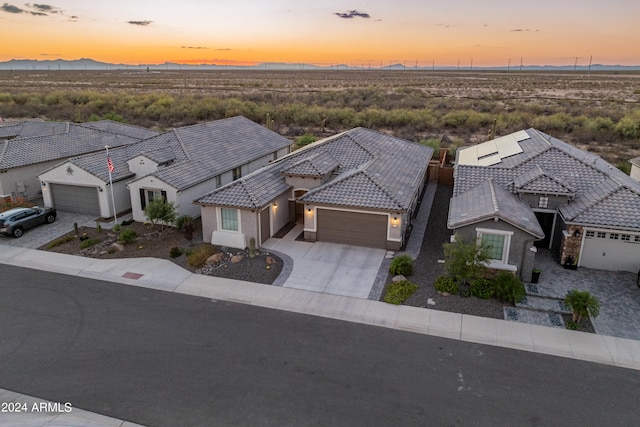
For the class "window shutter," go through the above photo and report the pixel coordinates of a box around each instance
[139,188,146,210]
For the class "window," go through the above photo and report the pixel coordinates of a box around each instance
[609,233,619,240]
[585,231,595,238]
[139,188,167,210]
[621,234,630,241]
[482,233,506,261]
[232,167,242,180]
[538,196,549,208]
[220,208,238,231]
[635,236,640,243]
[596,232,606,238]
[476,228,512,264]
[215,175,222,187]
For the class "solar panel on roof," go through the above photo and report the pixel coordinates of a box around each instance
[477,154,502,166]
[496,137,523,158]
[457,147,478,166]
[476,141,498,158]
[514,130,530,142]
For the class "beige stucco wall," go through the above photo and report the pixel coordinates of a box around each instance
[284,176,324,190]
[127,155,159,176]
[1,160,61,200]
[128,175,178,222]
[631,163,640,182]
[200,205,217,243]
[271,192,291,236]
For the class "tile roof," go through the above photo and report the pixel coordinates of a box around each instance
[448,179,544,238]
[196,127,433,211]
[0,124,143,170]
[0,120,70,139]
[513,165,576,195]
[78,120,159,140]
[282,151,339,177]
[452,128,640,232]
[130,116,292,190]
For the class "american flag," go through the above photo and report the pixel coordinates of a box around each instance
[107,157,114,173]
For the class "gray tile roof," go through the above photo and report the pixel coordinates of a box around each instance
[0,120,70,139]
[79,120,159,140]
[65,146,135,183]
[452,128,640,232]
[130,116,292,190]
[196,127,433,211]
[0,123,143,170]
[448,179,544,238]
[513,165,576,195]
[282,151,339,177]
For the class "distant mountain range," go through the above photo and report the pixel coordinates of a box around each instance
[1,58,639,72]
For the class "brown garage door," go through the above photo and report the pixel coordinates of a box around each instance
[317,209,387,248]
[50,184,100,215]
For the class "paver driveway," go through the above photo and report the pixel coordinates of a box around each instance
[0,210,98,249]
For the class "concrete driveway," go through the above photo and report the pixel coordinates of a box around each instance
[0,210,98,249]
[263,224,386,298]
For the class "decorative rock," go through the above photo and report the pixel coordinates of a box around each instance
[427,298,436,306]
[386,251,395,256]
[266,256,276,265]
[384,254,394,259]
[230,254,244,263]
[206,252,224,264]
[111,242,124,252]
[392,275,407,283]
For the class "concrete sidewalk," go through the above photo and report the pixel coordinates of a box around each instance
[2,246,640,426]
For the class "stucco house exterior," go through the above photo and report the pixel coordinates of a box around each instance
[0,120,156,203]
[448,128,640,279]
[39,116,292,220]
[195,128,433,250]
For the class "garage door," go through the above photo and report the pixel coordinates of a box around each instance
[317,209,387,248]
[50,184,100,215]
[580,231,640,273]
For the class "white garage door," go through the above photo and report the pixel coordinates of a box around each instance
[50,184,100,215]
[580,230,640,273]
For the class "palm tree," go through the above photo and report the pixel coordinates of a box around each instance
[564,290,600,323]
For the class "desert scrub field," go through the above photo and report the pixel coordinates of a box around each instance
[0,70,638,165]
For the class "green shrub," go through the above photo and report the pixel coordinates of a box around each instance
[565,320,580,330]
[564,289,600,322]
[470,278,494,299]
[434,276,458,295]
[47,235,76,248]
[118,229,138,244]
[170,247,183,258]
[186,244,217,267]
[492,271,525,304]
[113,224,122,233]
[79,238,101,249]
[384,280,418,305]
[389,254,414,276]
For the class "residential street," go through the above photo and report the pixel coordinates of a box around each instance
[1,264,639,426]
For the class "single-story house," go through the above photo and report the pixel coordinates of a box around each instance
[39,116,292,220]
[448,128,640,279]
[195,128,433,250]
[1,120,157,202]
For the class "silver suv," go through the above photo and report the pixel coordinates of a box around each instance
[0,207,57,238]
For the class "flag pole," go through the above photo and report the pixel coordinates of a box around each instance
[105,145,117,224]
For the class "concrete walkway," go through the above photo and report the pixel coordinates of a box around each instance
[2,245,640,426]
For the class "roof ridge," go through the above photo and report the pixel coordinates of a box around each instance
[362,168,405,209]
[488,179,500,213]
[240,179,260,208]
[567,180,623,220]
[0,140,7,165]
[173,129,191,161]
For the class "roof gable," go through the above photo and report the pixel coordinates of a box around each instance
[448,179,544,238]
[513,165,575,195]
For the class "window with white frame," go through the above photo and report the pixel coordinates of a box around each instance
[215,175,222,187]
[220,208,239,231]
[635,235,640,243]
[538,196,549,208]
[621,234,631,241]
[609,233,619,240]
[597,232,606,238]
[232,166,242,180]
[585,230,595,238]
[476,228,512,264]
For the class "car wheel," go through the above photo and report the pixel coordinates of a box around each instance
[46,214,56,224]
[12,227,23,238]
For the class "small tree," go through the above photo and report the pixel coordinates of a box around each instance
[175,214,195,243]
[144,198,176,236]
[442,234,491,288]
[564,290,600,323]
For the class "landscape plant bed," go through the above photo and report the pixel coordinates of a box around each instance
[41,220,283,284]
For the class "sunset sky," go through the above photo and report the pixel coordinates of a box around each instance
[1,0,638,67]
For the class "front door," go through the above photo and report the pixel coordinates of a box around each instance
[534,211,555,249]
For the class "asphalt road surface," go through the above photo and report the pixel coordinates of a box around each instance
[1,264,639,426]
